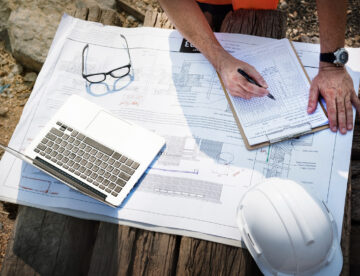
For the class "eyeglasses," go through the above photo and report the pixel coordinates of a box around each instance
[82,34,131,83]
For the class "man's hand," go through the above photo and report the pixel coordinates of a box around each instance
[307,66,360,134]
[218,54,269,99]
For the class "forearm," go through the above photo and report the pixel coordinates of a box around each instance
[158,0,229,71]
[316,0,347,66]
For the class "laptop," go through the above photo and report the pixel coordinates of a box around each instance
[1,95,165,207]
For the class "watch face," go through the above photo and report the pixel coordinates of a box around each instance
[339,51,349,64]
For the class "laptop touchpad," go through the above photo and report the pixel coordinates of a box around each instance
[85,110,133,147]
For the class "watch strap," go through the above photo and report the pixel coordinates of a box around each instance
[320,52,336,63]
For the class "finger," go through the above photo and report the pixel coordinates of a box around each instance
[350,90,360,113]
[245,66,268,88]
[336,96,347,134]
[307,83,319,114]
[345,94,353,130]
[326,95,337,132]
[228,86,252,100]
[239,80,269,97]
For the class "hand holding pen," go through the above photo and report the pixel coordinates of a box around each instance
[237,69,275,100]
[215,54,271,99]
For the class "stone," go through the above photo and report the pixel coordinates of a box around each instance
[6,0,117,71]
[10,63,23,75]
[0,107,9,117]
[300,34,311,43]
[126,15,136,24]
[0,0,10,33]
[279,1,288,10]
[311,36,320,44]
[24,72,37,83]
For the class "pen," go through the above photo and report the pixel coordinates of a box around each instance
[237,68,275,100]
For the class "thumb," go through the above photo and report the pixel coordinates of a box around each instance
[308,84,319,114]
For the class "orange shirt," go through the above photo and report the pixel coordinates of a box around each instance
[197,0,278,10]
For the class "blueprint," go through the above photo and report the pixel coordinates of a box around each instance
[0,14,359,246]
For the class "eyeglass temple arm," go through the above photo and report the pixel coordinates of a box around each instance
[120,34,132,66]
[82,44,89,76]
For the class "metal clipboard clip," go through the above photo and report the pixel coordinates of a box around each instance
[265,123,312,144]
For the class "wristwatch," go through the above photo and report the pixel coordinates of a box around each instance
[320,48,349,66]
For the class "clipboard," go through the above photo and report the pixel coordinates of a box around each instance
[218,40,329,150]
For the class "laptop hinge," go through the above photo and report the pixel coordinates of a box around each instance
[33,157,107,202]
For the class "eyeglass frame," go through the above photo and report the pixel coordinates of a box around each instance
[82,34,132,84]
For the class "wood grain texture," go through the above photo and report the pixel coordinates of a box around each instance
[73,7,89,20]
[144,10,174,29]
[220,9,287,39]
[116,0,145,21]
[176,237,261,276]
[100,9,121,27]
[88,223,179,275]
[0,206,99,276]
[341,175,352,276]
[350,223,360,275]
[351,160,360,221]
[87,5,102,23]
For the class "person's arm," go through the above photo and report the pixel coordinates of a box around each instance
[158,0,269,99]
[308,0,360,134]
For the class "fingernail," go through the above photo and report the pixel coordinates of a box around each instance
[348,124,353,130]
[342,128,346,133]
[332,126,337,131]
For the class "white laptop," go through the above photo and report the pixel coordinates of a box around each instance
[3,95,165,207]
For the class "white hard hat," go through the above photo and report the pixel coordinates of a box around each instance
[236,178,342,276]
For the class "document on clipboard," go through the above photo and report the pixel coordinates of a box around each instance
[220,39,329,150]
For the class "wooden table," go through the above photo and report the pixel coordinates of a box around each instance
[0,7,352,276]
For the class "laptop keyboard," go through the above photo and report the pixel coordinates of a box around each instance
[33,121,140,197]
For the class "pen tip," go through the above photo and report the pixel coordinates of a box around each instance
[268,94,276,100]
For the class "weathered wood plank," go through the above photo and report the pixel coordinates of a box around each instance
[143,11,174,29]
[100,9,121,27]
[350,223,360,275]
[144,9,159,28]
[351,160,360,221]
[52,216,99,276]
[116,0,145,21]
[176,237,261,276]
[351,114,360,159]
[88,223,179,275]
[0,207,46,276]
[220,9,287,39]
[87,5,102,23]
[341,174,352,276]
[0,206,99,276]
[73,7,89,20]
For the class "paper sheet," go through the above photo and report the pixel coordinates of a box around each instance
[226,39,328,145]
[0,14,359,247]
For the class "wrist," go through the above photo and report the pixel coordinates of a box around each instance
[319,61,345,71]
[211,48,235,74]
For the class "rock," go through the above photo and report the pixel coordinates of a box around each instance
[6,0,117,72]
[0,0,10,33]
[24,72,37,83]
[10,63,23,75]
[279,1,288,10]
[0,107,9,117]
[17,92,31,99]
[311,36,320,44]
[300,34,311,43]
[126,15,136,24]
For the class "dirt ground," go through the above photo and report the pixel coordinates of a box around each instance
[0,0,359,271]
